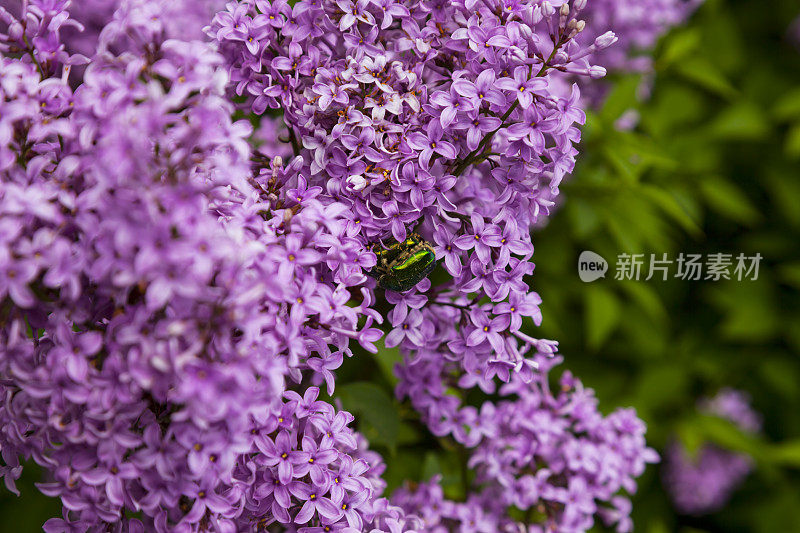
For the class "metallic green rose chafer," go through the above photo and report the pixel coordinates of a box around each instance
[367,234,437,292]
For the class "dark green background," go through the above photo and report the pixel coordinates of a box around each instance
[3,0,800,530]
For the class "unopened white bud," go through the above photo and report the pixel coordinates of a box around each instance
[560,3,570,16]
[541,2,555,17]
[588,65,607,79]
[575,19,585,32]
[573,0,587,11]
[553,50,569,64]
[594,30,618,50]
[8,22,23,41]
[347,175,368,192]
[273,156,283,168]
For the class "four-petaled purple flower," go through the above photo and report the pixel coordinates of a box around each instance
[290,481,343,524]
[496,66,548,109]
[453,214,503,263]
[429,87,476,128]
[406,121,458,169]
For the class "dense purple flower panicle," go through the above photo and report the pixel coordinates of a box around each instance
[95,0,228,52]
[0,0,663,530]
[0,2,410,531]
[0,0,227,56]
[396,354,658,532]
[0,0,89,75]
[663,388,761,516]
[211,4,660,525]
[212,0,606,393]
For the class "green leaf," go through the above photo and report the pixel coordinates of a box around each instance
[673,57,737,99]
[646,522,672,533]
[676,420,706,458]
[633,364,689,416]
[373,342,402,386]
[758,357,800,403]
[707,102,771,141]
[699,176,761,225]
[420,452,442,482]
[396,422,423,446]
[618,281,668,326]
[420,451,466,499]
[765,168,800,228]
[565,198,602,239]
[695,414,766,461]
[623,134,679,172]
[639,184,703,236]
[336,382,400,450]
[584,285,621,349]
[599,75,643,122]
[771,440,800,467]
[773,87,800,121]
[602,145,639,184]
[706,279,779,342]
[784,123,800,159]
[777,261,800,290]
[657,28,702,67]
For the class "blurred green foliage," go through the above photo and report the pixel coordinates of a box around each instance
[531,0,800,530]
[2,0,800,531]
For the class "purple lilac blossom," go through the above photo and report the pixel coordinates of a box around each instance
[1,0,227,56]
[663,388,762,516]
[0,3,415,531]
[0,0,661,531]
[395,354,658,532]
[211,0,602,389]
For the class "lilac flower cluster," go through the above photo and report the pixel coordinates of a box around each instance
[663,388,762,516]
[212,387,421,532]
[212,4,660,527]
[396,354,658,531]
[0,0,89,77]
[0,0,665,531]
[0,2,412,531]
[2,0,226,57]
[212,0,613,392]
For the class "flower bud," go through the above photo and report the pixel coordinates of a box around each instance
[588,65,607,79]
[594,31,618,50]
[553,50,569,64]
[8,22,23,41]
[347,174,367,191]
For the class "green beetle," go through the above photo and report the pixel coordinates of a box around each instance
[367,233,437,292]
